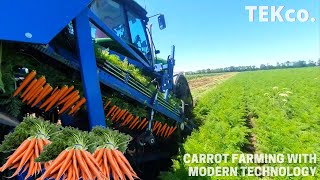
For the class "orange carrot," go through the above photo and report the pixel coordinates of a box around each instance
[121,115,133,126]
[20,79,37,98]
[39,89,60,109]
[104,101,111,110]
[45,86,69,111]
[128,116,139,128]
[58,95,80,114]
[75,149,93,180]
[121,111,129,121]
[24,76,46,102]
[115,150,136,174]
[164,126,172,138]
[27,86,43,105]
[103,150,110,179]
[59,86,74,101]
[130,117,140,129]
[81,151,102,180]
[156,123,163,135]
[13,71,36,97]
[111,150,135,180]
[0,140,30,171]
[152,121,160,132]
[37,150,69,180]
[56,149,74,180]
[141,120,149,130]
[106,149,123,179]
[73,151,79,180]
[137,118,146,129]
[167,126,177,137]
[58,90,79,105]
[106,106,117,118]
[160,123,168,137]
[116,110,126,122]
[111,109,122,121]
[69,97,86,115]
[51,87,58,95]
[31,84,52,107]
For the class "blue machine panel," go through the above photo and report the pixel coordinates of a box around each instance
[0,0,92,44]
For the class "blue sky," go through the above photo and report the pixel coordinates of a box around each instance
[135,0,319,72]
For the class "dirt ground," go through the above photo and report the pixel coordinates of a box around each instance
[188,72,238,102]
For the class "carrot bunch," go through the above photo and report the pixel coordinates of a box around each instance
[0,116,59,179]
[0,137,51,179]
[92,127,138,180]
[36,126,104,180]
[12,70,86,115]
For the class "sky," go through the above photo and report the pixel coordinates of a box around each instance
[135,0,319,72]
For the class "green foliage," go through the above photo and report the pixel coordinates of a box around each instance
[95,47,152,87]
[162,67,320,179]
[91,126,132,153]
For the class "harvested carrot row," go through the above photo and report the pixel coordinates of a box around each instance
[13,70,37,97]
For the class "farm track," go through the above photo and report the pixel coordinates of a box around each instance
[188,72,238,102]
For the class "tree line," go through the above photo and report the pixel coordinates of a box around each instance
[185,59,320,75]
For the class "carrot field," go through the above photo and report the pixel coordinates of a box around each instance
[161,67,320,180]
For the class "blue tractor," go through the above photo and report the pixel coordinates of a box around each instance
[0,0,194,178]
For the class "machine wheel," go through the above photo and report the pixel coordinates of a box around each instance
[173,73,193,121]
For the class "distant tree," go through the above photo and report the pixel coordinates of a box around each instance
[317,58,320,66]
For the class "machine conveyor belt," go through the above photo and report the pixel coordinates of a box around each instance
[31,45,183,123]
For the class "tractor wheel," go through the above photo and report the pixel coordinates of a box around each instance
[173,73,193,121]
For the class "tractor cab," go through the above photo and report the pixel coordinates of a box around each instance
[90,0,166,67]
